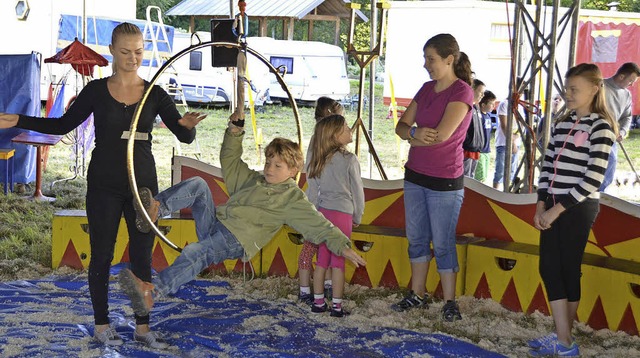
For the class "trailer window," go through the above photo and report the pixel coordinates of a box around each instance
[489,23,511,59]
[190,51,203,71]
[270,56,294,75]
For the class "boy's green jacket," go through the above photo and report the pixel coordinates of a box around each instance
[216,129,352,260]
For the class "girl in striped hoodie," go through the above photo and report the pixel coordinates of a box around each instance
[529,63,617,357]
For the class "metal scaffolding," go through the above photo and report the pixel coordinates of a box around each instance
[504,0,582,193]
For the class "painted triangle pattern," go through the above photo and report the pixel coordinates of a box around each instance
[378,260,399,288]
[351,265,372,287]
[152,243,169,272]
[526,284,550,315]
[267,248,290,277]
[499,278,523,312]
[617,304,639,336]
[474,273,492,299]
[587,296,609,330]
[60,240,83,270]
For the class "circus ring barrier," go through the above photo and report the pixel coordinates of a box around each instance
[52,156,640,335]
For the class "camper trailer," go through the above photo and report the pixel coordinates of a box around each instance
[245,37,350,103]
[383,0,640,115]
[170,31,233,105]
[168,34,350,105]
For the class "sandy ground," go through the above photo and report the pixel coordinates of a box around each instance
[1,261,639,358]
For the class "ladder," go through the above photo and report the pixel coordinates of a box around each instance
[142,6,202,159]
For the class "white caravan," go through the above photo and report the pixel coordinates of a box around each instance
[169,33,350,105]
[169,31,234,105]
[245,37,350,103]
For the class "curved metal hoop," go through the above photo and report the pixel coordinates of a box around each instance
[127,41,302,252]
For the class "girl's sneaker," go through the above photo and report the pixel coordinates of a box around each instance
[94,326,123,346]
[311,302,328,313]
[529,339,579,357]
[527,333,557,349]
[298,293,314,306]
[330,308,350,318]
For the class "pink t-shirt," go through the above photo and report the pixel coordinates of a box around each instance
[405,79,474,179]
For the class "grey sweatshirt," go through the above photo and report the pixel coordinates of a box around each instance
[305,149,365,225]
[604,77,632,137]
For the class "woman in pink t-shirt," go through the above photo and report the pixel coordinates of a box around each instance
[391,33,474,321]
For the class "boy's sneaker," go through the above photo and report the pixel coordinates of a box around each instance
[298,293,314,306]
[94,326,124,346]
[135,187,158,233]
[529,339,579,357]
[390,291,428,312]
[527,333,557,349]
[134,330,169,349]
[441,300,462,322]
[118,268,155,316]
[330,308,350,318]
[311,303,328,313]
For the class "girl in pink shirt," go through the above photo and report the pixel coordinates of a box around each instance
[392,33,473,321]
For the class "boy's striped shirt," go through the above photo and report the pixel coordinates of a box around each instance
[537,112,615,208]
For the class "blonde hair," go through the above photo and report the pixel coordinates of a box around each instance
[307,114,348,179]
[559,63,619,136]
[314,97,343,121]
[264,137,303,174]
[110,22,143,73]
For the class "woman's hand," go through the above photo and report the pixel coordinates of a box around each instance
[177,112,207,130]
[342,248,366,268]
[0,113,19,129]
[410,127,439,146]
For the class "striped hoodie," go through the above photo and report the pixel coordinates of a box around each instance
[537,112,615,209]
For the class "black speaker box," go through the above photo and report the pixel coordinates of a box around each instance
[210,19,238,67]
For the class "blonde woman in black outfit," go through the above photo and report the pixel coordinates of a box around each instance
[0,23,206,348]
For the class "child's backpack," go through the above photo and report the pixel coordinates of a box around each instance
[463,106,485,152]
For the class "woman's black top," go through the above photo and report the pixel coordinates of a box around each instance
[18,78,195,192]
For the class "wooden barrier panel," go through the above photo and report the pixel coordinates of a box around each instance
[49,155,640,335]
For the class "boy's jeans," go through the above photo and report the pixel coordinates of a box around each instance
[599,142,618,191]
[151,177,245,296]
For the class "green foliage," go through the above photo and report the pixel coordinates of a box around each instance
[137,0,176,19]
[340,21,371,52]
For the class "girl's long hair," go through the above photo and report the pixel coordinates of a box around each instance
[111,22,143,74]
[559,63,619,136]
[424,33,472,85]
[307,114,348,179]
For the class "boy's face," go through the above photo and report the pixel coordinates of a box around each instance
[264,154,297,184]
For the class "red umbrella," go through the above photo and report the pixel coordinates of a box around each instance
[44,38,108,76]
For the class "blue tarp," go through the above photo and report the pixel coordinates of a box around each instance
[0,53,39,183]
[0,265,505,358]
[57,15,175,67]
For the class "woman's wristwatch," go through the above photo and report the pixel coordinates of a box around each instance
[408,126,416,140]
